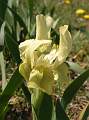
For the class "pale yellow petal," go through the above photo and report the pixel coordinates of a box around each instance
[57,25,72,64]
[28,57,54,95]
[44,49,57,63]
[36,14,49,40]
[19,62,31,81]
[19,39,52,68]
[46,15,53,30]
[55,63,71,90]
[46,15,54,39]
[19,40,31,61]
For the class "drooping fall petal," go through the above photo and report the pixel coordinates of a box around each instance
[28,56,54,95]
[19,62,31,81]
[55,63,71,90]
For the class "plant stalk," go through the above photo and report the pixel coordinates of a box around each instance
[0,51,6,91]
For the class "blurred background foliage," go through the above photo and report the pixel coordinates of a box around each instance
[3,0,89,55]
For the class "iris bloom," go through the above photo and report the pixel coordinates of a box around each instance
[64,0,71,4]
[19,14,72,95]
[83,14,89,20]
[75,9,86,15]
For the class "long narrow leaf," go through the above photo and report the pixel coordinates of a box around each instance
[21,83,31,105]
[78,102,89,120]
[5,25,21,64]
[61,69,89,109]
[0,105,9,120]
[0,68,23,116]
[32,91,53,120]
[28,0,33,25]
[0,0,8,28]
[0,0,28,35]
[7,6,28,36]
[56,99,69,120]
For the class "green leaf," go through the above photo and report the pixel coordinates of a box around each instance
[0,1,28,35]
[0,105,9,120]
[61,69,89,109]
[0,68,23,118]
[7,5,28,36]
[56,99,69,120]
[78,102,89,120]
[28,0,33,21]
[21,83,31,105]
[5,25,21,64]
[27,0,34,33]
[0,0,8,28]
[32,91,53,120]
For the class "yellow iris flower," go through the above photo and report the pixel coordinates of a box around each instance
[75,9,86,15]
[83,14,89,20]
[19,14,72,95]
[64,0,71,4]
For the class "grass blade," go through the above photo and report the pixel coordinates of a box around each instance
[56,99,69,120]
[0,68,23,116]
[0,0,8,28]
[32,91,53,120]
[78,102,89,120]
[61,69,89,109]
[5,25,21,64]
[21,83,31,105]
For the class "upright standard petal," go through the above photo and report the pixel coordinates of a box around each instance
[36,14,49,40]
[19,39,52,68]
[57,25,72,64]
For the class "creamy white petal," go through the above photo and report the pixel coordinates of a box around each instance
[19,39,52,68]
[46,15,53,30]
[44,49,57,63]
[36,14,48,40]
[28,56,54,95]
[56,25,72,65]
[19,62,31,81]
[55,63,71,90]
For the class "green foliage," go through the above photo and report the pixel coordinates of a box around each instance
[56,99,69,120]
[21,83,31,105]
[0,68,23,119]
[7,5,28,35]
[5,25,21,64]
[0,0,8,28]
[61,68,89,109]
[32,92,53,120]
[79,102,89,120]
